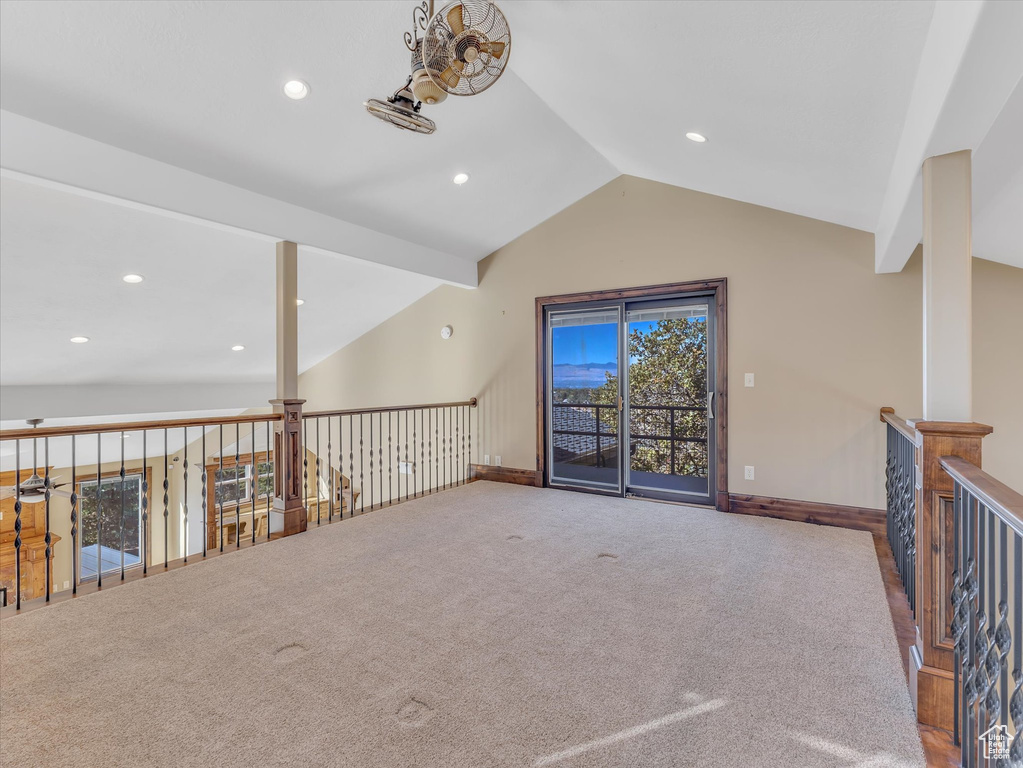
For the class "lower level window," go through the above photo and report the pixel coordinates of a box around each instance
[78,473,144,581]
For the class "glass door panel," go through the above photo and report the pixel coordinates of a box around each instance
[624,302,714,502]
[547,307,621,492]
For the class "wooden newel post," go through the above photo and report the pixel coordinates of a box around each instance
[906,418,992,730]
[270,398,307,537]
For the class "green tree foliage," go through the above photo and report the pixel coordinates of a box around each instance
[80,475,143,557]
[596,318,709,476]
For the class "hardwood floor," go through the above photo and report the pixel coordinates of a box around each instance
[873,535,960,767]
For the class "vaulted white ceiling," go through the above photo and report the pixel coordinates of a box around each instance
[0,0,1020,411]
[0,177,441,386]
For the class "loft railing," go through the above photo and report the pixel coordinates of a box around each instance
[0,413,283,612]
[944,456,1023,766]
[301,399,477,522]
[0,397,477,615]
[882,409,917,616]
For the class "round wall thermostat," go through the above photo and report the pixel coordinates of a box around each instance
[440,325,453,339]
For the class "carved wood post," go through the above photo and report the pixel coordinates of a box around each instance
[270,398,307,537]
[907,418,992,730]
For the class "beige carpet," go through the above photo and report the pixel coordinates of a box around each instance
[0,481,923,767]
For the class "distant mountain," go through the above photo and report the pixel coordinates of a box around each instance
[553,362,616,388]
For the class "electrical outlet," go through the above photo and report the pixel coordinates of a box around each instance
[484,454,490,465]
[744,373,755,387]
[495,456,502,466]
[62,581,70,590]
[744,466,755,480]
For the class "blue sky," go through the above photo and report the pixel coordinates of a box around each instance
[551,321,668,365]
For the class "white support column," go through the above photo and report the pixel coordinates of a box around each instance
[922,150,972,422]
[270,240,305,537]
[276,241,299,400]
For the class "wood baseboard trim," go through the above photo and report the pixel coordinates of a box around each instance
[727,493,886,536]
[469,464,542,487]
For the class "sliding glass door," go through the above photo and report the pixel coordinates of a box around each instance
[547,307,622,492]
[545,294,717,505]
[624,300,714,502]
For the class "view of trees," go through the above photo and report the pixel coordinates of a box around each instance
[80,474,143,558]
[558,317,708,477]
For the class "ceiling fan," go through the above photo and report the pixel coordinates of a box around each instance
[0,419,73,504]
[364,0,511,135]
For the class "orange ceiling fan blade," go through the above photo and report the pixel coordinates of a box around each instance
[447,4,465,35]
[480,41,506,59]
[438,62,463,88]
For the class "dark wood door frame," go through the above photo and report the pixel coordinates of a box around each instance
[535,278,728,512]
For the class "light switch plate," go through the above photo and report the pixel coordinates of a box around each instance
[484,454,490,465]
[745,373,755,387]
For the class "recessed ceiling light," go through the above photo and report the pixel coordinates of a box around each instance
[283,80,310,100]
[296,298,305,306]
[685,132,707,143]
[70,336,90,344]
[122,273,144,283]
[453,172,469,185]
[231,345,245,352]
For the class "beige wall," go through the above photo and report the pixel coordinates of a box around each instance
[301,175,1022,508]
[973,258,1023,493]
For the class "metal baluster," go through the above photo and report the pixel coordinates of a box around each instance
[201,431,207,556]
[303,419,309,524]
[378,413,383,506]
[449,407,453,487]
[416,409,421,498]
[433,408,437,493]
[328,417,334,522]
[316,417,322,525]
[13,440,21,608]
[976,500,988,762]
[70,436,78,594]
[143,431,149,571]
[952,480,962,748]
[250,423,257,543]
[359,415,365,513]
[44,438,52,601]
[96,434,102,588]
[1010,532,1023,766]
[163,429,169,567]
[120,430,126,579]
[468,404,472,483]
[404,410,409,502]
[183,427,189,561]
[389,411,394,505]
[964,491,977,767]
[374,415,378,511]
[266,421,272,538]
[235,423,241,548]
[349,416,355,516]
[997,519,1010,732]
[219,427,224,552]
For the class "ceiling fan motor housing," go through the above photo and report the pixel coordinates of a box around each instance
[411,40,448,105]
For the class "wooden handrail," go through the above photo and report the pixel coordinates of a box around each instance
[304,397,478,419]
[0,413,282,441]
[879,406,917,443]
[940,455,1023,537]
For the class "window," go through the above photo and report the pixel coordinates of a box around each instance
[78,472,145,581]
[211,458,274,508]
